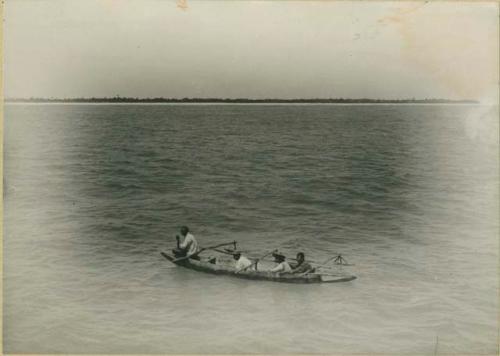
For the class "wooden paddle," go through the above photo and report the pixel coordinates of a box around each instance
[172,241,237,263]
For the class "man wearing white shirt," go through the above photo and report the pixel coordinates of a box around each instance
[174,226,200,260]
[270,253,292,273]
[233,251,253,272]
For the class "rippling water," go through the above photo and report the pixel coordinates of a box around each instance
[3,104,498,354]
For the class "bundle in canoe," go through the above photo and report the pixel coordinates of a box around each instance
[160,243,356,284]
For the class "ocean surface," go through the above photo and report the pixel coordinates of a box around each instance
[3,104,499,354]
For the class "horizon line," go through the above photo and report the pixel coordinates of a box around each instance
[4,97,480,104]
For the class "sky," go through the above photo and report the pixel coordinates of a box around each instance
[3,0,499,102]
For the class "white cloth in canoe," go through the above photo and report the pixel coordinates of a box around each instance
[270,261,292,273]
[235,255,253,271]
[179,233,199,256]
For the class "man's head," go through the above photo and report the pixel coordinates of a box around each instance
[272,250,286,263]
[296,252,305,263]
[180,226,189,236]
[233,252,241,261]
[272,251,286,263]
[274,254,285,263]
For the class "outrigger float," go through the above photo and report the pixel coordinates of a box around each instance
[161,242,356,284]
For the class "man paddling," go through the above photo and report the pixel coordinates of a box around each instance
[291,252,315,274]
[270,252,292,273]
[233,251,253,273]
[172,226,200,260]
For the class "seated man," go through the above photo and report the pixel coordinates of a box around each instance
[270,253,292,273]
[291,252,315,274]
[172,226,200,260]
[233,251,253,272]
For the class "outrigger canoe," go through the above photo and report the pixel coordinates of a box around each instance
[161,252,356,284]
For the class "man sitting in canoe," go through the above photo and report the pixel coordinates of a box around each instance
[291,252,315,274]
[269,252,292,273]
[233,251,253,272]
[172,226,200,260]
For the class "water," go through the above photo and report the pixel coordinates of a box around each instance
[3,104,498,354]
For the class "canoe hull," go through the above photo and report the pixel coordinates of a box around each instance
[161,252,356,284]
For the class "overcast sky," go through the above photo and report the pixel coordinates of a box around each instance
[4,0,499,102]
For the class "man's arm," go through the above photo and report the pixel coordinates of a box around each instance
[236,259,253,273]
[270,263,284,273]
[293,263,314,274]
[179,235,191,249]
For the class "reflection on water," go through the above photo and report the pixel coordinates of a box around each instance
[3,104,498,354]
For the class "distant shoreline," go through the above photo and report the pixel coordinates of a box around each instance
[5,97,479,104]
